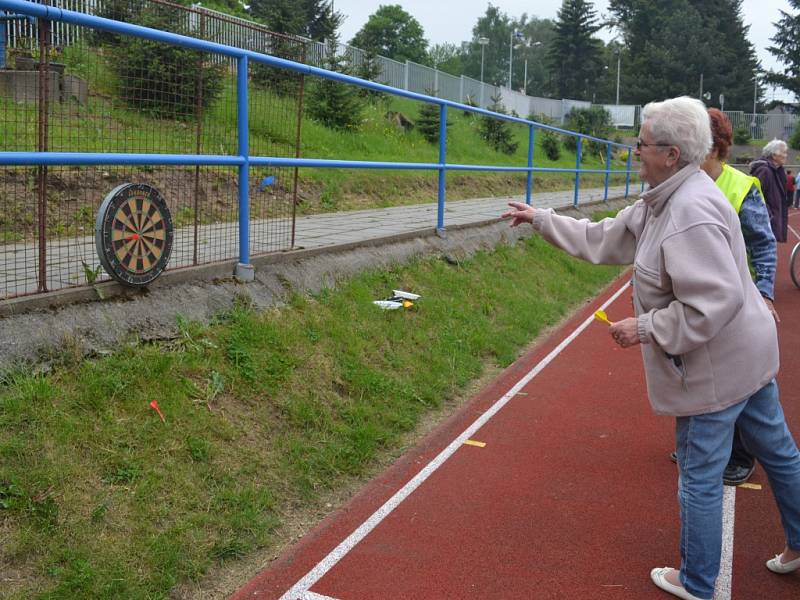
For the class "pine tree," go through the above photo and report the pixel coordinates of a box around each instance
[306,35,364,131]
[765,0,800,103]
[479,94,519,155]
[356,47,386,103]
[416,91,450,144]
[608,0,760,109]
[547,0,604,100]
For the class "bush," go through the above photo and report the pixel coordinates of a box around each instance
[306,36,364,131]
[733,127,752,146]
[416,90,449,144]
[479,94,519,155]
[789,123,800,151]
[106,5,225,119]
[563,106,613,159]
[251,38,305,97]
[541,130,561,161]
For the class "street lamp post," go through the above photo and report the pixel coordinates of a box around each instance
[615,49,621,105]
[751,74,758,136]
[478,36,489,106]
[522,41,541,95]
[508,30,523,89]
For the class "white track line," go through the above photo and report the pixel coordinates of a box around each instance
[278,281,632,600]
[714,486,736,600]
[302,592,340,600]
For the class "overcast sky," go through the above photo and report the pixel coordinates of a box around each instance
[333,0,794,102]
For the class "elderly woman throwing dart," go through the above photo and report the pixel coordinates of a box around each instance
[502,96,800,600]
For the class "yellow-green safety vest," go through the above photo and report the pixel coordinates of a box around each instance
[715,163,764,214]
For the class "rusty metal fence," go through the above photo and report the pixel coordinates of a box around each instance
[0,0,303,298]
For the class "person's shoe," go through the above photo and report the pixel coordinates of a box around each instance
[670,451,678,463]
[723,463,755,486]
[766,552,800,574]
[650,567,705,600]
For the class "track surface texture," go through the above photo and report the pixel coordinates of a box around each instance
[232,210,800,600]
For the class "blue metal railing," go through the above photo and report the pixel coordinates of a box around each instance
[0,0,636,278]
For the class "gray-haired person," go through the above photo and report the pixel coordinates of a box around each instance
[503,96,800,600]
[750,139,790,242]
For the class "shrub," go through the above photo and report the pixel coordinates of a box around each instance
[306,36,364,131]
[416,90,450,144]
[733,127,752,146]
[563,106,613,159]
[100,2,225,119]
[251,38,305,97]
[479,94,519,155]
[789,123,800,151]
[541,130,561,161]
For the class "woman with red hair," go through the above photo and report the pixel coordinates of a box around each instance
[691,108,780,488]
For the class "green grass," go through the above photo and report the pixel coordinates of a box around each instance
[0,48,632,216]
[0,234,623,599]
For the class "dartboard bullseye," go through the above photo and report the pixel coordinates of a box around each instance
[95,183,174,287]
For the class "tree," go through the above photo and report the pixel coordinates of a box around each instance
[608,0,760,110]
[428,43,464,77]
[305,35,364,130]
[765,0,800,104]
[96,1,225,119]
[461,5,513,88]
[416,91,449,143]
[547,0,604,100]
[349,5,429,65]
[355,46,386,103]
[480,94,519,155]
[249,0,341,41]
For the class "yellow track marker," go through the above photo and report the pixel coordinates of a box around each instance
[738,482,762,490]
[464,440,486,448]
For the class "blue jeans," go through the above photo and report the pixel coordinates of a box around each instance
[675,379,800,599]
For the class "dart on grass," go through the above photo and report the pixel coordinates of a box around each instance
[149,400,166,423]
[594,309,614,326]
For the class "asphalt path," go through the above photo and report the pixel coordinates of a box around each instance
[232,210,800,600]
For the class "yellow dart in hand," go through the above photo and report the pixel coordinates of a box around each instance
[594,309,614,326]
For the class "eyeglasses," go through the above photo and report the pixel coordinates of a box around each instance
[635,139,673,151]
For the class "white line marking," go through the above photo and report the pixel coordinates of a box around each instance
[788,223,799,241]
[713,486,736,600]
[302,592,340,600]
[278,281,632,600]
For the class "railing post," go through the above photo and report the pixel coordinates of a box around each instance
[459,75,464,103]
[437,103,447,233]
[573,137,582,207]
[625,148,633,199]
[235,55,254,281]
[604,143,611,202]
[404,59,410,90]
[526,124,535,205]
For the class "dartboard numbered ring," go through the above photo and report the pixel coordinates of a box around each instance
[95,183,174,287]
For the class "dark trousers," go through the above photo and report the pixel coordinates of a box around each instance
[728,423,756,469]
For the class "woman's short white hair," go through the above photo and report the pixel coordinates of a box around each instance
[762,139,788,158]
[640,96,712,166]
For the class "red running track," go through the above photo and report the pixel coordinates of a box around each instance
[232,210,800,600]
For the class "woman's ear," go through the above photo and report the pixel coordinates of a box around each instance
[666,145,681,167]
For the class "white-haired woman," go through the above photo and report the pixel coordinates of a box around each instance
[503,96,800,600]
[750,139,789,242]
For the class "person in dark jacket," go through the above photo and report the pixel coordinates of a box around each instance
[750,140,789,242]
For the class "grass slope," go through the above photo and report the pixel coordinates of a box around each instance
[0,233,623,599]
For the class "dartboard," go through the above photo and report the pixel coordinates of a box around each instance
[95,183,174,287]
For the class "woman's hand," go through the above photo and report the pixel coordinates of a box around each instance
[501,201,536,227]
[609,317,640,348]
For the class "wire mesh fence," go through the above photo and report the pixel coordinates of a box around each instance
[0,0,302,299]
